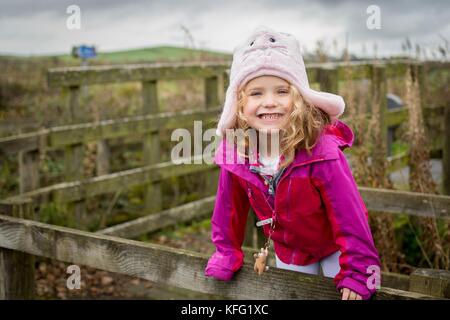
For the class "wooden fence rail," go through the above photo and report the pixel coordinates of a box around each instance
[0,108,220,156]
[0,210,446,300]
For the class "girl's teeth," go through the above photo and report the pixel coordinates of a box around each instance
[262,114,280,119]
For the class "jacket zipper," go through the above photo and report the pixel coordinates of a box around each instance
[248,157,326,255]
[250,158,325,223]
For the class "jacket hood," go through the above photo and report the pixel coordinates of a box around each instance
[321,119,354,150]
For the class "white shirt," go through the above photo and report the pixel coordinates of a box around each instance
[258,154,280,176]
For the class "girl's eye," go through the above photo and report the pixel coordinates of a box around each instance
[250,92,261,96]
[278,90,289,94]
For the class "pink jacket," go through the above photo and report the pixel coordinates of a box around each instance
[204,120,381,300]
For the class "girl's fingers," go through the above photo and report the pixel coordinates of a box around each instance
[341,288,362,300]
[341,288,350,300]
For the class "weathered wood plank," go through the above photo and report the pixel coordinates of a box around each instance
[0,214,438,299]
[19,150,40,194]
[381,272,410,291]
[63,85,86,228]
[318,66,339,93]
[245,249,412,292]
[386,107,408,127]
[0,130,46,155]
[409,268,450,298]
[0,108,220,156]
[385,62,410,78]
[360,187,450,219]
[310,62,371,81]
[205,76,219,110]
[4,155,214,204]
[97,196,215,238]
[96,140,110,176]
[51,108,220,147]
[0,199,36,299]
[203,76,221,216]
[142,80,162,215]
[48,62,230,87]
[386,152,410,174]
[47,60,430,89]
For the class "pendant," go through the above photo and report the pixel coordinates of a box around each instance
[253,247,269,275]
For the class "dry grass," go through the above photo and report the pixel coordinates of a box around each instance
[403,65,449,270]
[341,60,407,273]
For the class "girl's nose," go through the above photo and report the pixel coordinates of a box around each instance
[262,94,277,107]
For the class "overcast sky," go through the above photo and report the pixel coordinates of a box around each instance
[1,0,449,58]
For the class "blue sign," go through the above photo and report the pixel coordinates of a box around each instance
[72,45,96,59]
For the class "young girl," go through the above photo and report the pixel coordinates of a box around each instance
[205,26,381,300]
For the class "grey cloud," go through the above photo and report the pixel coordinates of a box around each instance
[0,0,448,56]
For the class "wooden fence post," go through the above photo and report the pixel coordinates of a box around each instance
[318,66,339,94]
[204,76,219,110]
[409,268,450,299]
[417,63,428,120]
[19,150,40,194]
[96,139,110,176]
[203,75,221,196]
[142,80,162,215]
[0,198,36,299]
[64,85,86,228]
[223,70,230,96]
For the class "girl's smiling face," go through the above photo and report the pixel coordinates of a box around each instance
[242,75,293,132]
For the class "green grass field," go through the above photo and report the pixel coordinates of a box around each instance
[4,45,232,65]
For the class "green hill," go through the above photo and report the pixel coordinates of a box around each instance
[60,45,232,64]
[0,45,232,66]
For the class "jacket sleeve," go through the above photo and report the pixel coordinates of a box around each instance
[311,148,382,300]
[204,167,251,281]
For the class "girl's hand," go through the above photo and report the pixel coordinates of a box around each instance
[340,288,362,300]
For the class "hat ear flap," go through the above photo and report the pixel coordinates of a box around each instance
[217,86,239,137]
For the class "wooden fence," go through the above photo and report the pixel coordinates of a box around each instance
[0,60,449,299]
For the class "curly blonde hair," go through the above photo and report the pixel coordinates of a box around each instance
[230,83,331,170]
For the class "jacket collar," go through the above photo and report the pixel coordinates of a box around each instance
[214,119,354,190]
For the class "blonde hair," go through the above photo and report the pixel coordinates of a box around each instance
[231,84,331,170]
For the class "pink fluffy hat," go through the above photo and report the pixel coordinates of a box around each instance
[216,25,345,137]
